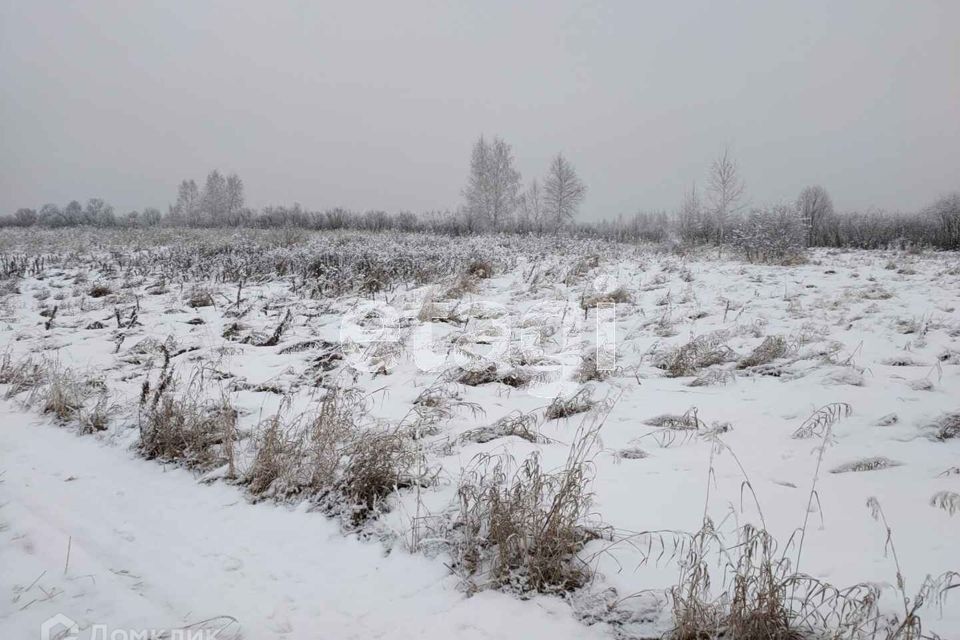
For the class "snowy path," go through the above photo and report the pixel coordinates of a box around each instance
[0,404,602,640]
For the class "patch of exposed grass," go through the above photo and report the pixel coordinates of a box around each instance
[656,332,735,378]
[545,387,596,421]
[453,422,602,594]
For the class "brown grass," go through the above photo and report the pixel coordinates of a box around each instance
[461,411,543,444]
[465,258,494,279]
[453,421,602,594]
[930,411,960,441]
[27,365,95,423]
[545,387,596,421]
[737,335,791,369]
[581,286,631,311]
[140,391,236,470]
[78,393,118,434]
[246,387,357,499]
[87,282,113,298]
[340,430,416,523]
[0,353,48,399]
[657,332,735,378]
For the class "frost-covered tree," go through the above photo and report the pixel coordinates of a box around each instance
[38,204,65,227]
[169,179,201,226]
[13,208,37,227]
[200,170,228,225]
[797,185,833,246]
[731,203,806,263]
[166,172,244,226]
[677,182,706,243]
[143,207,162,226]
[64,200,84,225]
[462,136,522,231]
[925,192,960,249]
[84,198,115,226]
[225,173,245,225]
[707,149,746,251]
[543,153,586,232]
[517,179,546,234]
[141,207,162,227]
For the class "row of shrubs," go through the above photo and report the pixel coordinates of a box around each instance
[5,191,959,252]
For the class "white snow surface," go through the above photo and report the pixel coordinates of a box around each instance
[0,403,598,639]
[1,232,958,638]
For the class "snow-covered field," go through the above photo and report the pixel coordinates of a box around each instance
[1,229,958,639]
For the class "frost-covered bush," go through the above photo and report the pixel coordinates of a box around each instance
[731,204,807,264]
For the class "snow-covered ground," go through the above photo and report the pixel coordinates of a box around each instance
[0,402,598,640]
[1,230,958,638]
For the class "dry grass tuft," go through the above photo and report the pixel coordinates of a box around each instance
[246,416,303,497]
[545,387,596,421]
[87,282,113,298]
[881,356,925,367]
[245,387,426,525]
[466,258,494,279]
[930,491,960,516]
[662,422,894,640]
[186,285,215,308]
[443,271,479,299]
[688,368,736,387]
[615,446,649,460]
[564,255,600,284]
[497,368,535,388]
[581,285,631,310]
[456,363,499,386]
[645,407,706,431]
[246,387,358,498]
[0,353,48,399]
[669,458,884,640]
[78,393,118,433]
[930,412,960,441]
[829,456,902,474]
[737,335,791,369]
[576,351,612,383]
[641,407,722,448]
[462,411,544,444]
[656,332,735,378]
[792,402,852,439]
[27,365,96,423]
[453,421,602,594]
[340,430,417,524]
[669,518,817,640]
[140,389,237,471]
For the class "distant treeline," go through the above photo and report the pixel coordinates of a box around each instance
[6,190,958,252]
[4,149,959,252]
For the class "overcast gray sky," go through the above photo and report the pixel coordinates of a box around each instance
[2,1,957,220]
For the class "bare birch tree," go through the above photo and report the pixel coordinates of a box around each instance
[225,173,246,225]
[706,149,745,252]
[462,135,521,231]
[796,185,833,246]
[677,182,704,243]
[518,179,546,234]
[170,179,201,226]
[201,170,227,225]
[544,153,586,232]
